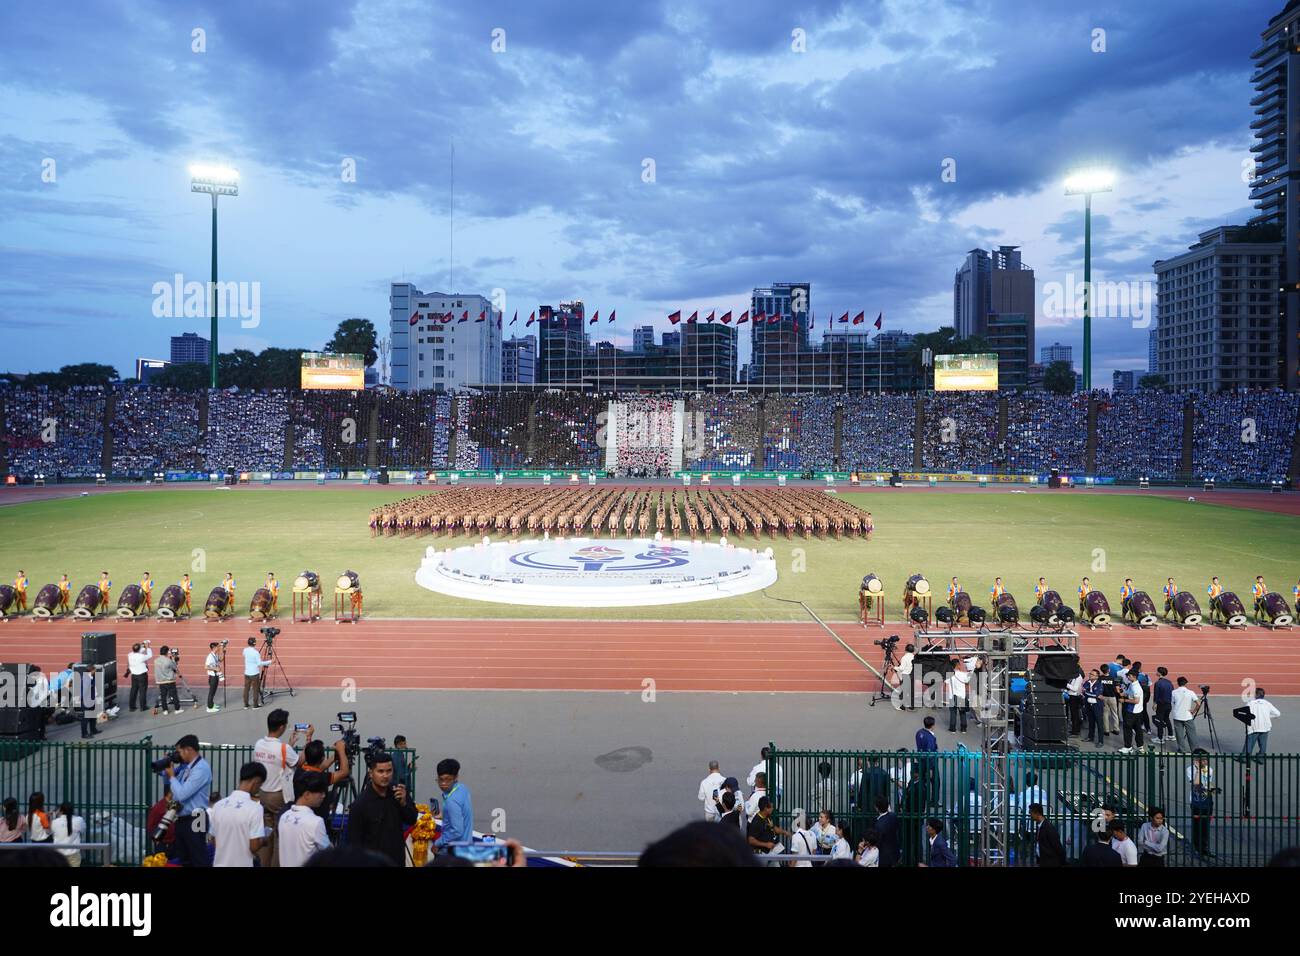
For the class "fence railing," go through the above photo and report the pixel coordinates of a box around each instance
[0,738,417,866]
[766,746,1300,867]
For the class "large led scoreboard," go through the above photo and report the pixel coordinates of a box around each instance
[301,352,365,390]
[933,353,999,391]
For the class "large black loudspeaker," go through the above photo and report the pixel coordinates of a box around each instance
[914,646,949,708]
[1048,468,1061,489]
[80,631,118,707]
[378,466,390,485]
[0,663,46,740]
[1033,648,1080,683]
[1022,674,1068,748]
[890,469,901,487]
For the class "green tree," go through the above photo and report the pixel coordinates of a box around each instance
[1138,374,1169,391]
[1043,360,1076,395]
[151,362,210,390]
[254,348,306,389]
[324,318,378,367]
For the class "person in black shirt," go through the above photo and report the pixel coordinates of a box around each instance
[747,796,789,861]
[1030,803,1066,867]
[1080,827,1122,867]
[344,752,417,866]
[716,791,743,830]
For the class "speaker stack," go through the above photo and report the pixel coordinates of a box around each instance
[1021,674,1069,749]
[378,465,390,485]
[1048,468,1062,489]
[0,663,46,752]
[80,631,118,708]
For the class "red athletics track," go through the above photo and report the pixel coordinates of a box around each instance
[1,616,1297,694]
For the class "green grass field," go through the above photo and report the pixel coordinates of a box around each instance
[1,488,1296,622]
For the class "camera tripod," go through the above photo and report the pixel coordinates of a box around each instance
[258,637,296,703]
[171,658,199,709]
[1198,689,1220,751]
[870,638,901,707]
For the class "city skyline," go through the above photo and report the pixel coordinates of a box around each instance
[0,0,1265,387]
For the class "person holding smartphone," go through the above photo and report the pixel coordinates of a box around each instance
[252,708,310,867]
[344,751,417,866]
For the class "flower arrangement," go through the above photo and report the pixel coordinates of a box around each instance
[409,803,442,867]
[141,852,168,867]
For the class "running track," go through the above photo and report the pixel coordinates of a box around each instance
[2,616,1297,694]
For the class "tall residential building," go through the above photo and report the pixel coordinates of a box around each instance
[749,282,811,386]
[1040,342,1073,365]
[536,301,587,385]
[1249,3,1300,389]
[1148,326,1158,373]
[388,283,501,391]
[662,330,681,350]
[632,326,654,353]
[170,332,209,365]
[1152,226,1283,392]
[1112,369,1137,393]
[986,312,1031,388]
[502,335,536,384]
[954,246,1035,377]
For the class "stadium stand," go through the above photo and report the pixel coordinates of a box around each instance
[1095,391,1184,480]
[1192,390,1300,483]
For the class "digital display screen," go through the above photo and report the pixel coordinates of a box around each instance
[934,353,999,391]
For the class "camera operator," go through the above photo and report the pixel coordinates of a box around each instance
[345,751,416,866]
[295,736,350,834]
[242,636,270,709]
[204,641,224,713]
[252,708,310,867]
[161,734,212,867]
[897,642,915,710]
[127,640,153,712]
[153,645,180,715]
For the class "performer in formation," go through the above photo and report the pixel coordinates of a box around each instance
[368,486,875,541]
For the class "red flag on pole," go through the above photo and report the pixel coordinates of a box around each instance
[839,312,849,324]
[526,311,535,326]
[720,311,732,324]
[476,310,486,322]
[668,310,681,325]
[767,313,780,324]
[737,311,749,324]
[409,310,421,326]
[874,312,883,330]
[458,310,469,323]
[608,310,616,323]
[754,311,765,324]
[852,312,865,325]
[589,310,599,325]
[441,312,453,324]
[686,311,698,324]
[705,311,715,323]
[510,311,518,325]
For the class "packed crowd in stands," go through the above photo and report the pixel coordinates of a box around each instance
[1003,392,1089,474]
[109,387,203,474]
[686,394,758,471]
[1095,391,1184,480]
[1,386,1297,482]
[614,395,674,475]
[4,386,106,477]
[1192,390,1300,483]
[921,392,999,472]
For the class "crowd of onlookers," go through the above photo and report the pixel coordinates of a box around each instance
[1095,391,1184,480]
[2,386,1297,481]
[1193,390,1300,484]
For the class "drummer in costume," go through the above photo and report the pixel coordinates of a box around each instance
[1077,577,1091,614]
[1206,576,1223,616]
[1252,576,1267,614]
[1120,578,1135,616]
[947,577,960,605]
[140,572,154,614]
[1162,577,1178,619]
[98,571,112,617]
[223,572,236,612]
[990,577,1005,602]
[1034,577,1047,603]
[266,572,279,614]
[180,574,193,615]
[14,570,27,613]
[58,574,72,614]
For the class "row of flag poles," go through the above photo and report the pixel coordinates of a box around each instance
[409,307,884,330]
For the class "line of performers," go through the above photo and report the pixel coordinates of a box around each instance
[878,572,1300,628]
[0,570,284,621]
[369,487,876,540]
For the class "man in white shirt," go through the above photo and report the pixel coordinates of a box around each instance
[1244,688,1281,756]
[745,772,768,819]
[252,708,309,867]
[1170,677,1201,751]
[209,762,268,867]
[747,747,782,798]
[242,636,269,709]
[787,823,818,867]
[1109,820,1138,866]
[279,771,330,867]
[1119,671,1146,753]
[204,641,223,713]
[896,643,916,710]
[697,760,726,821]
[947,658,971,733]
[127,641,153,711]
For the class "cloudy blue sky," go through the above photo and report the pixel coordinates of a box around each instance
[0,0,1270,385]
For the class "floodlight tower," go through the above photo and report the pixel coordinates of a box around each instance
[189,164,240,388]
[1064,169,1115,391]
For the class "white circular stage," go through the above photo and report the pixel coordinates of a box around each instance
[415,537,778,607]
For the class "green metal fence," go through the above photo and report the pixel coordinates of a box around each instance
[0,738,418,866]
[766,746,1300,867]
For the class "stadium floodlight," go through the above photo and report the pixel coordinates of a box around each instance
[1064,167,1115,392]
[190,163,240,389]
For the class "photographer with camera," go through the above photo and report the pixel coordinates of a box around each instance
[127,640,153,712]
[252,708,310,867]
[294,736,351,836]
[242,636,270,709]
[345,750,416,866]
[153,645,180,715]
[160,734,212,866]
[204,641,224,713]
